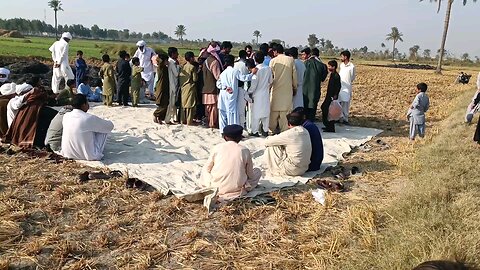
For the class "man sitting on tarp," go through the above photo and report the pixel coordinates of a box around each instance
[264,112,312,176]
[199,124,262,201]
[3,77,58,148]
[60,94,114,161]
[0,68,15,137]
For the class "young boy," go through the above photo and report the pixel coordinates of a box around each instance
[77,76,101,102]
[56,79,76,106]
[99,54,116,106]
[153,54,170,123]
[130,57,144,107]
[321,60,341,132]
[407,83,430,140]
[179,51,198,125]
[75,51,87,88]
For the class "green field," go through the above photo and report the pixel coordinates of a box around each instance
[0,36,201,60]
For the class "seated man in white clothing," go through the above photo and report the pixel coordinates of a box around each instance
[264,113,312,176]
[200,124,262,202]
[61,94,114,161]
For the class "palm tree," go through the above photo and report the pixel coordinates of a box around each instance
[253,30,261,44]
[420,0,477,73]
[48,0,63,39]
[175,25,186,45]
[385,27,404,62]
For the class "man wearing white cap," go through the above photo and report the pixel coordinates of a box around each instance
[6,82,36,127]
[133,40,156,103]
[49,32,74,94]
[0,68,11,86]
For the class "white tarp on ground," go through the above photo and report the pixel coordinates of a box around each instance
[81,104,382,200]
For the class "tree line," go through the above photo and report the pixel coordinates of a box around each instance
[0,18,172,42]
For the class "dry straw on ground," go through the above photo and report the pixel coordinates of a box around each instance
[0,64,476,269]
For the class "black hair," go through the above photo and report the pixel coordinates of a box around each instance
[417,83,428,92]
[77,50,83,55]
[81,76,91,84]
[225,55,235,67]
[26,76,41,87]
[285,48,292,57]
[340,50,351,60]
[259,43,269,55]
[125,53,130,58]
[72,94,88,109]
[158,53,169,62]
[185,51,195,61]
[312,48,320,57]
[239,50,247,59]
[328,60,338,69]
[273,44,284,53]
[132,57,140,65]
[102,54,110,63]
[269,42,278,49]
[287,112,303,126]
[290,47,299,58]
[119,50,128,59]
[221,41,233,50]
[254,51,265,64]
[245,45,253,51]
[246,58,256,69]
[91,78,102,88]
[301,47,311,55]
[66,79,76,87]
[168,47,178,57]
[291,107,306,120]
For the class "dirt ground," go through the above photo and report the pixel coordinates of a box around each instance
[0,63,475,269]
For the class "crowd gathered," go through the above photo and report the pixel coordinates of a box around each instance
[0,31,478,201]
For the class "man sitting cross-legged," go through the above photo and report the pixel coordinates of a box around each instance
[199,124,262,201]
[264,112,312,176]
[61,94,114,161]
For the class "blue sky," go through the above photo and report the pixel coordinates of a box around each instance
[1,0,479,57]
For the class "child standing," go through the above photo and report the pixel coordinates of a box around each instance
[75,51,87,88]
[131,57,144,107]
[99,54,116,106]
[407,83,430,140]
[179,52,198,125]
[321,60,341,133]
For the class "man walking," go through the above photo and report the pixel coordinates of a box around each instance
[133,40,156,103]
[49,32,74,94]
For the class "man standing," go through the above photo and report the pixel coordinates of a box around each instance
[133,40,156,103]
[61,94,114,161]
[49,32,74,94]
[202,42,222,128]
[302,47,328,122]
[75,51,87,88]
[269,44,297,133]
[216,55,254,134]
[338,50,356,124]
[219,41,233,68]
[233,50,249,128]
[290,47,306,109]
[245,45,253,59]
[264,113,312,176]
[165,47,180,124]
[115,50,132,106]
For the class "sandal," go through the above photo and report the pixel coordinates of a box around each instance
[125,178,147,190]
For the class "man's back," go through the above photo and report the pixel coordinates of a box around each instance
[302,120,324,171]
[206,141,252,194]
[269,54,297,111]
[217,67,238,112]
[45,107,71,152]
[61,109,114,161]
[116,59,131,83]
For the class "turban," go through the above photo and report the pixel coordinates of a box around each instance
[136,40,147,47]
[61,32,72,40]
[15,83,33,95]
[0,83,16,96]
[0,68,10,83]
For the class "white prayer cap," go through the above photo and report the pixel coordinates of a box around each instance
[15,83,33,95]
[61,32,72,40]
[136,40,146,47]
[0,83,16,96]
[0,68,10,83]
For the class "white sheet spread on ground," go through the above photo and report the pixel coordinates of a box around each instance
[81,104,382,201]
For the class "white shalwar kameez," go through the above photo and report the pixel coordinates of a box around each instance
[247,63,273,134]
[133,43,156,102]
[216,66,253,134]
[49,36,74,94]
[338,61,356,122]
[234,60,249,128]
[60,109,114,161]
[293,59,306,109]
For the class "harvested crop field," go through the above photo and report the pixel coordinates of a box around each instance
[0,63,477,269]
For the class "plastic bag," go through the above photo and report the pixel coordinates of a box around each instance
[328,100,342,121]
